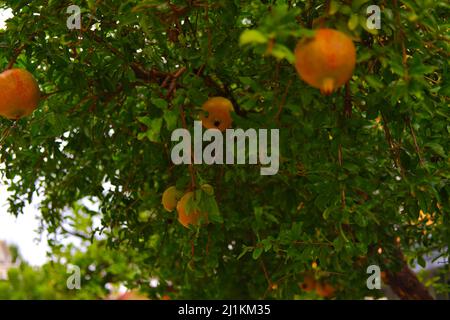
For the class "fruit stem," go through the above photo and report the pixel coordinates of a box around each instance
[5,44,27,71]
[320,78,335,95]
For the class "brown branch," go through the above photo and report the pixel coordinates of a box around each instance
[40,89,66,101]
[324,0,331,15]
[190,240,195,259]
[380,111,405,177]
[68,95,93,114]
[0,121,19,147]
[344,82,352,118]
[385,248,434,300]
[275,79,292,124]
[6,44,27,71]
[261,259,271,285]
[60,225,90,241]
[338,143,346,209]
[179,104,196,190]
[161,74,172,89]
[130,62,168,84]
[261,259,273,299]
[166,67,187,98]
[338,143,343,167]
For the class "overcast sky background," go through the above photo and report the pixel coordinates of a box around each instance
[0,7,49,266]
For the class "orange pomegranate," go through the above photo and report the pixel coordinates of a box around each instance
[199,97,234,132]
[315,282,335,298]
[294,29,356,95]
[176,192,209,228]
[0,68,40,119]
[299,275,316,292]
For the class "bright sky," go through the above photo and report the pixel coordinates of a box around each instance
[0,8,12,29]
[0,185,49,265]
[0,7,49,266]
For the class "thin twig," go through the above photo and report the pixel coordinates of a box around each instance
[344,82,352,118]
[60,225,90,241]
[393,0,409,80]
[292,241,334,246]
[166,67,187,99]
[381,111,405,177]
[261,259,272,299]
[405,116,425,167]
[6,44,27,71]
[0,121,18,147]
[178,104,196,189]
[275,79,292,124]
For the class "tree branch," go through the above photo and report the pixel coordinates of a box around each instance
[380,111,405,177]
[60,225,91,241]
[405,116,425,167]
[385,248,434,300]
[5,44,27,71]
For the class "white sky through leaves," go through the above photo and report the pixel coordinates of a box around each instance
[0,8,49,266]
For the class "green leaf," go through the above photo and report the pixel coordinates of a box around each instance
[142,118,163,143]
[425,143,446,157]
[417,256,426,268]
[151,98,168,109]
[239,30,268,46]
[201,194,223,224]
[137,116,152,127]
[329,0,340,15]
[252,247,263,260]
[262,239,272,252]
[352,0,370,10]
[410,64,437,78]
[339,224,350,243]
[348,14,359,31]
[270,44,295,64]
[365,75,384,90]
[163,110,178,131]
[315,193,331,211]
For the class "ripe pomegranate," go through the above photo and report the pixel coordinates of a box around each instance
[176,192,209,228]
[294,29,356,95]
[0,68,40,119]
[315,282,335,298]
[199,97,234,132]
